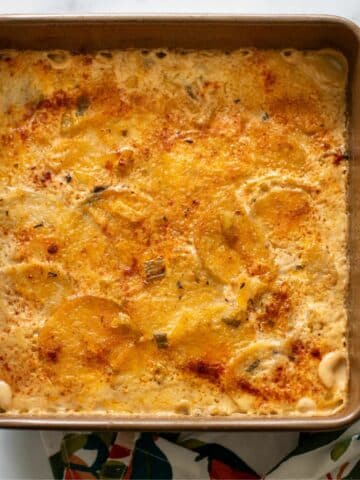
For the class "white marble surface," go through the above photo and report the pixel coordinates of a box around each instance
[0,0,357,24]
[0,1,359,478]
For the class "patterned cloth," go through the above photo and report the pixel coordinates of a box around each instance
[42,421,360,479]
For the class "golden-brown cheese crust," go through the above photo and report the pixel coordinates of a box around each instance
[0,48,348,416]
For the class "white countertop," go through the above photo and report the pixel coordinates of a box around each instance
[0,0,357,21]
[0,1,359,478]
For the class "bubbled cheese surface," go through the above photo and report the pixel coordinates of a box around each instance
[0,48,349,416]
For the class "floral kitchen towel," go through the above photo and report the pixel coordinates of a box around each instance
[42,421,360,479]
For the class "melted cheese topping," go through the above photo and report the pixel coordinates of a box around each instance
[0,48,348,416]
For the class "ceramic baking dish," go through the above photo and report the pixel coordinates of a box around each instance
[0,14,359,430]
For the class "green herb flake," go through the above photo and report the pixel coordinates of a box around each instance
[221,317,241,328]
[154,333,168,349]
[92,185,108,194]
[144,257,166,282]
[76,95,90,116]
[246,359,260,373]
[185,85,197,100]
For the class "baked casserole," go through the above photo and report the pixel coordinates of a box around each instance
[0,48,349,416]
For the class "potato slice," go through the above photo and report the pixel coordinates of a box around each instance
[55,205,140,298]
[59,185,157,295]
[300,245,338,297]
[303,50,348,88]
[228,341,285,380]
[39,296,138,383]
[225,341,289,411]
[0,262,73,316]
[84,184,153,225]
[0,188,67,263]
[194,204,273,283]
[252,188,313,247]
[0,188,65,230]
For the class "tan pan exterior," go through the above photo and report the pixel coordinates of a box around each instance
[0,14,358,430]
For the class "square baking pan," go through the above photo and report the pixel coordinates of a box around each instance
[0,14,359,431]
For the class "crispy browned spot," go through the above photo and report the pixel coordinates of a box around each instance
[236,342,325,404]
[255,284,291,331]
[187,360,224,384]
[311,348,322,359]
[264,70,277,92]
[238,378,265,398]
[47,243,58,254]
[43,346,61,363]
[37,90,72,111]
